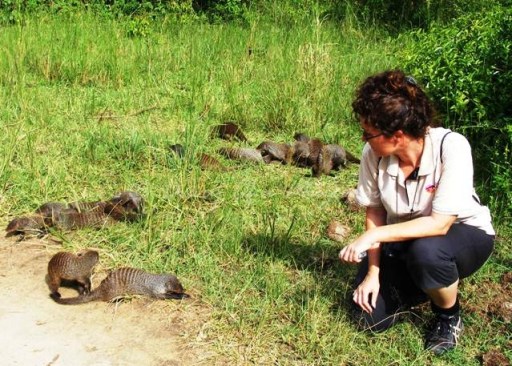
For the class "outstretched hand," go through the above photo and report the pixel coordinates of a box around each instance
[338,235,379,264]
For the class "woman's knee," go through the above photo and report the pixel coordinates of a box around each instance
[406,237,458,289]
[407,237,448,265]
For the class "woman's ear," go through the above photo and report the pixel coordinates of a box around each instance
[392,130,405,145]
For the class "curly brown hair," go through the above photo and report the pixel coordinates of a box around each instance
[352,70,439,138]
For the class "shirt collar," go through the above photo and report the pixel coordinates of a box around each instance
[386,129,435,178]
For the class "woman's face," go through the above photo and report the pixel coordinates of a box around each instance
[360,120,396,157]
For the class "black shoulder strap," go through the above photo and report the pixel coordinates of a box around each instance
[440,131,452,164]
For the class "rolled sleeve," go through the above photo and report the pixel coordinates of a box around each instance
[356,144,384,208]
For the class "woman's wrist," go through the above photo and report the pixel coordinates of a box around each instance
[364,228,382,247]
[366,266,380,277]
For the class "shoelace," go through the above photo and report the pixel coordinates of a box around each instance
[430,317,461,344]
[450,321,463,344]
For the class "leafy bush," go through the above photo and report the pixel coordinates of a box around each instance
[192,0,248,23]
[327,0,508,31]
[400,6,512,222]
[0,0,198,23]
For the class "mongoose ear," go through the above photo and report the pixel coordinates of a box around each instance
[293,132,310,142]
[112,191,135,205]
[117,192,144,212]
[169,144,185,157]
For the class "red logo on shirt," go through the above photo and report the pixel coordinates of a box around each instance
[425,184,437,193]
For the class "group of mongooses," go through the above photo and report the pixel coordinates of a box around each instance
[256,131,360,177]
[5,192,186,306]
[171,122,360,176]
[7,123,359,307]
[5,191,144,239]
[47,250,188,305]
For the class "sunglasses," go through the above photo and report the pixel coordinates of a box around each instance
[362,131,384,141]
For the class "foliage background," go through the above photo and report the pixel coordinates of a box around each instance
[1,0,510,221]
[0,1,510,365]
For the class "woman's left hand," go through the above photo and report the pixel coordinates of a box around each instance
[353,272,380,313]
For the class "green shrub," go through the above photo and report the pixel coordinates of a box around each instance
[192,0,248,23]
[0,0,198,23]
[326,0,508,31]
[400,6,512,222]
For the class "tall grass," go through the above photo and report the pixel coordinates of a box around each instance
[0,12,510,365]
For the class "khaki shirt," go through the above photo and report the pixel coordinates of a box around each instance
[355,127,495,235]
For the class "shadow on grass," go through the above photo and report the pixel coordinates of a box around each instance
[241,232,357,316]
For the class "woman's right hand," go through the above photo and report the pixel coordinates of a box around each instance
[353,272,380,314]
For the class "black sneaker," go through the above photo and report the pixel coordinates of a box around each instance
[425,313,464,355]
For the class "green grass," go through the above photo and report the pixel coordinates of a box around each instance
[0,12,510,365]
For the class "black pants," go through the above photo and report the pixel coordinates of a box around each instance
[351,224,494,332]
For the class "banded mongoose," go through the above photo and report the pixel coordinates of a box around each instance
[55,192,142,229]
[256,141,293,164]
[34,202,68,226]
[36,201,108,226]
[104,191,144,222]
[309,139,333,177]
[290,140,311,168]
[324,144,361,170]
[169,143,185,158]
[5,191,144,236]
[169,144,228,171]
[53,207,116,230]
[290,138,332,176]
[47,250,100,300]
[54,191,143,229]
[198,153,229,171]
[5,215,47,237]
[52,267,188,305]
[218,147,264,164]
[291,137,360,175]
[67,200,105,213]
[213,122,248,142]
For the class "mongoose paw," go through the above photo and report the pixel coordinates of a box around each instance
[165,292,190,300]
[50,292,62,300]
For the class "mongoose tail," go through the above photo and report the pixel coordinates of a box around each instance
[51,288,103,304]
[345,150,361,164]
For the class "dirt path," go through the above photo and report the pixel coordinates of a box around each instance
[0,238,219,366]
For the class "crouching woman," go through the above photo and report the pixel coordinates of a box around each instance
[339,70,495,355]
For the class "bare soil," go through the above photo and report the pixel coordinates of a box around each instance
[0,237,220,366]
